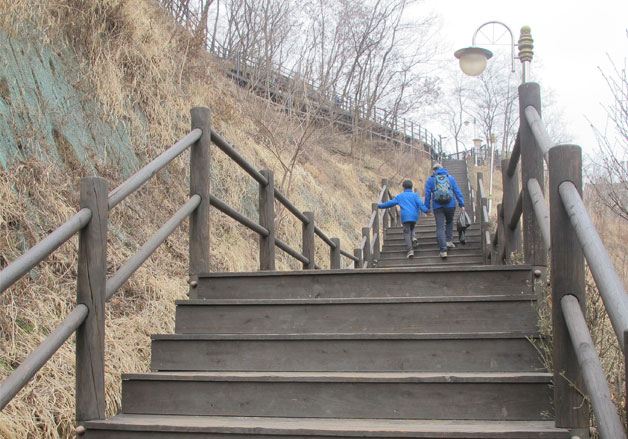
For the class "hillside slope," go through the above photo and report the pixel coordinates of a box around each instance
[0,0,432,437]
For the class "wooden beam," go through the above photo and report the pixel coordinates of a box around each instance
[548,144,588,429]
[259,170,276,270]
[302,212,316,269]
[519,83,546,267]
[189,107,211,294]
[76,177,108,423]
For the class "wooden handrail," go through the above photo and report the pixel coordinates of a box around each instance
[376,186,387,203]
[1,105,360,420]
[0,207,92,294]
[0,305,89,411]
[506,132,521,178]
[274,189,310,224]
[106,195,202,301]
[314,226,336,249]
[209,194,270,237]
[524,106,551,160]
[559,180,628,348]
[340,249,359,262]
[527,178,550,250]
[210,129,269,185]
[508,190,523,231]
[275,238,310,265]
[108,129,202,208]
[561,295,626,439]
[486,84,628,433]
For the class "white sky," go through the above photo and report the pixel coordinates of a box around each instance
[417,0,628,156]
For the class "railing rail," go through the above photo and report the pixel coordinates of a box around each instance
[561,295,625,439]
[354,179,402,268]
[0,106,358,424]
[559,180,628,346]
[484,81,628,436]
[158,1,443,157]
[0,208,92,294]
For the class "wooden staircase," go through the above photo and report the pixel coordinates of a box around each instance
[378,160,482,268]
[83,160,569,439]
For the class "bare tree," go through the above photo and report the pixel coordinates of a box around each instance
[588,32,628,221]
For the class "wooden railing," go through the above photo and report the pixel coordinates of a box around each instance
[353,179,401,269]
[157,0,442,157]
[0,107,358,427]
[483,83,628,438]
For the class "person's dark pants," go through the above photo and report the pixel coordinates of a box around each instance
[434,207,456,251]
[402,222,416,252]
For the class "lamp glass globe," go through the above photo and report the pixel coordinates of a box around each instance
[459,52,488,76]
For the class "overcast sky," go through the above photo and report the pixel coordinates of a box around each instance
[417,0,628,156]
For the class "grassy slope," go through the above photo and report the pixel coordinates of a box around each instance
[0,0,432,437]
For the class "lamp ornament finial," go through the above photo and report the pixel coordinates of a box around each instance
[518,26,534,63]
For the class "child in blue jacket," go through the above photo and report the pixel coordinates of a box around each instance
[378,180,429,258]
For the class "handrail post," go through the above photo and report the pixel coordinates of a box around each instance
[302,211,315,269]
[496,203,506,264]
[353,248,363,269]
[549,144,589,430]
[371,203,381,263]
[330,238,341,269]
[76,177,108,423]
[501,158,522,260]
[381,179,390,229]
[481,197,489,264]
[189,107,211,298]
[476,172,484,225]
[259,169,276,270]
[519,83,547,269]
[362,227,371,268]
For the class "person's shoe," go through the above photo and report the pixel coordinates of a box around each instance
[406,250,414,258]
[439,251,448,258]
[412,239,419,249]
[446,241,456,248]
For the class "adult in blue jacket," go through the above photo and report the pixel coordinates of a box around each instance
[378,180,429,258]
[424,163,465,258]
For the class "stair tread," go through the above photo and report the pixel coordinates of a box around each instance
[199,265,532,277]
[153,331,541,340]
[176,295,536,305]
[123,371,553,383]
[85,414,569,437]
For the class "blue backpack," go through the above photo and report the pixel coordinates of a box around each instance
[433,174,453,204]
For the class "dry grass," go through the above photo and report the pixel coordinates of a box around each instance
[0,0,431,437]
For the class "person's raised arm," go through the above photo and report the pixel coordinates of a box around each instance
[378,196,399,209]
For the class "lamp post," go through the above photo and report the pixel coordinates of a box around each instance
[454,22,534,214]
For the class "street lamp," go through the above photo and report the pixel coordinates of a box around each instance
[454,22,534,214]
[454,22,534,83]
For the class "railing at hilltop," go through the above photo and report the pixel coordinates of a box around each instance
[158,0,442,158]
[0,107,359,428]
[479,83,628,438]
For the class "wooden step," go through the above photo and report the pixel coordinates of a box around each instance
[174,296,538,334]
[381,242,481,253]
[119,372,553,420]
[84,415,570,439]
[196,266,534,299]
[379,246,482,259]
[151,332,543,373]
[376,255,485,267]
[382,235,481,248]
[385,226,480,236]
